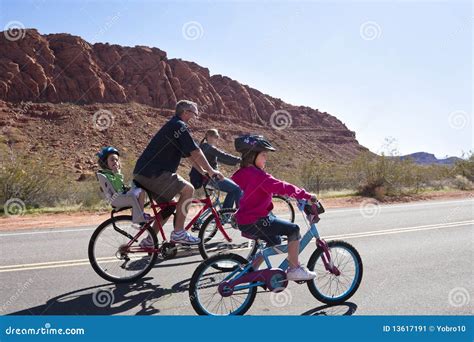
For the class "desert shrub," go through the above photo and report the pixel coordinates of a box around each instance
[0,147,105,213]
[0,148,61,208]
[300,160,333,193]
[454,151,474,182]
[298,150,461,200]
[451,175,473,190]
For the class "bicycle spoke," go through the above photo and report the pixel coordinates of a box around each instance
[191,255,256,315]
[310,244,360,301]
[200,209,256,260]
[90,217,157,282]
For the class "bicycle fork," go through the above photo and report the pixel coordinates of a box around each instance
[316,238,340,276]
[210,207,233,242]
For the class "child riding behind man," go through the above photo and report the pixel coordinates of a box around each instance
[97,146,149,226]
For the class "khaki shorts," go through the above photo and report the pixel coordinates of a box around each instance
[134,172,189,203]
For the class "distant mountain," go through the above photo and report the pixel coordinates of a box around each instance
[398,152,462,165]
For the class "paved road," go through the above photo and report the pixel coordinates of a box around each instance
[0,198,472,316]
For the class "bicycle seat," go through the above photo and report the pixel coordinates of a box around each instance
[132,179,146,189]
[132,179,155,201]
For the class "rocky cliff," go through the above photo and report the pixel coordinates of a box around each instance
[0,29,367,179]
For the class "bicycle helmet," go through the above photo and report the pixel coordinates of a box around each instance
[234,134,276,153]
[97,146,120,169]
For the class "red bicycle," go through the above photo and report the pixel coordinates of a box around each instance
[88,178,241,283]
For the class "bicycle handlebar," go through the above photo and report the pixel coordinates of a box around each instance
[202,173,220,186]
[296,199,308,211]
[297,198,325,224]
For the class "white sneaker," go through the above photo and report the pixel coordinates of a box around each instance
[139,235,154,248]
[132,222,145,230]
[286,265,316,281]
[171,230,201,245]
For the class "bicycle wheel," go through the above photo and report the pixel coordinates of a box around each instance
[189,253,257,315]
[271,195,295,223]
[88,215,159,283]
[198,208,257,260]
[306,240,363,305]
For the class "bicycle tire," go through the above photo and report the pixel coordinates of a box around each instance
[272,195,295,223]
[306,240,363,305]
[88,215,159,283]
[198,208,257,261]
[189,253,257,315]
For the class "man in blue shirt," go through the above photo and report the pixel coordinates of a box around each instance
[134,100,223,246]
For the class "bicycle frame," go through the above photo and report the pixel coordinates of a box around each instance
[220,200,339,291]
[113,188,233,254]
[193,190,223,227]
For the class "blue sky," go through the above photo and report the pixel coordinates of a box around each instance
[1,0,472,158]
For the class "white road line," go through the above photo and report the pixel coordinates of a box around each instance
[1,198,472,236]
[1,220,472,273]
[0,227,96,237]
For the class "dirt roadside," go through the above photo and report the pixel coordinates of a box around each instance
[1,190,472,232]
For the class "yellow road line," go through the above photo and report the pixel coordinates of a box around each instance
[0,256,117,270]
[1,220,472,273]
[324,220,474,240]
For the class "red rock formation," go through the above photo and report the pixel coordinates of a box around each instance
[0,29,355,135]
[0,29,367,177]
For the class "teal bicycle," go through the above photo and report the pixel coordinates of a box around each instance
[189,199,363,315]
[194,178,296,260]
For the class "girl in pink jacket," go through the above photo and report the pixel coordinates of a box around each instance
[231,135,317,281]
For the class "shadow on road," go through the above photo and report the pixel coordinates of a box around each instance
[7,277,192,316]
[148,244,208,268]
[301,302,358,316]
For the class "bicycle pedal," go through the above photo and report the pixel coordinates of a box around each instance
[179,243,196,249]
